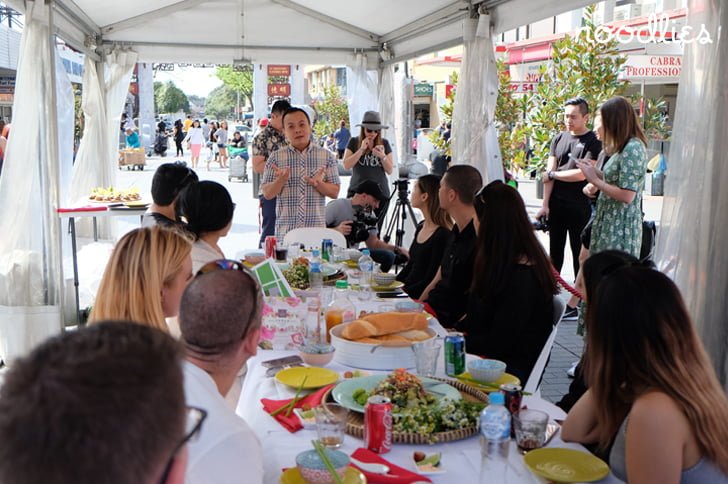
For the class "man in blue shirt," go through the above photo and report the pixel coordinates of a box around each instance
[333,120,350,159]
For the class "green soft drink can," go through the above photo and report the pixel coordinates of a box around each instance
[444,332,466,376]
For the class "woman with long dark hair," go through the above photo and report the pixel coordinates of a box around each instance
[396,174,452,300]
[562,266,728,482]
[456,181,558,382]
[178,180,235,273]
[173,119,185,157]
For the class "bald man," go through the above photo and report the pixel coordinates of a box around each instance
[179,265,264,484]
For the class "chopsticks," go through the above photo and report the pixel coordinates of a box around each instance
[454,375,533,396]
[270,376,309,417]
[312,440,344,484]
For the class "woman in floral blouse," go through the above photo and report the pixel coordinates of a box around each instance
[576,96,647,257]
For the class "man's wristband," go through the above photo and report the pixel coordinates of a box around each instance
[547,170,555,180]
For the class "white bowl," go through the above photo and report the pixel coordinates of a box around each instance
[330,323,436,370]
[372,272,397,286]
[346,249,363,261]
[468,359,506,383]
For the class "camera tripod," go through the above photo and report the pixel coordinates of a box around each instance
[382,179,418,249]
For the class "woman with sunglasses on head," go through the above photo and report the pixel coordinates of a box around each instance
[177,180,236,274]
[396,174,452,300]
[89,226,193,332]
[562,266,728,483]
[343,111,394,227]
[456,181,558,383]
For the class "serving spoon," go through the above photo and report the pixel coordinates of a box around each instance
[349,457,391,475]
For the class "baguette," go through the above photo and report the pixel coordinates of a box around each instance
[341,311,428,340]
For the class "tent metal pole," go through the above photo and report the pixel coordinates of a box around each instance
[380,1,468,43]
[270,0,379,43]
[101,40,377,53]
[44,0,65,323]
[101,0,213,34]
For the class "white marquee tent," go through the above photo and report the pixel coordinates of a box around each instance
[0,0,726,389]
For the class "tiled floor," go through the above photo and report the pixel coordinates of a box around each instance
[539,298,584,403]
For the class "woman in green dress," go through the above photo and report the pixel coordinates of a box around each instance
[576,96,648,257]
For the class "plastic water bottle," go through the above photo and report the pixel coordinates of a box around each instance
[309,250,323,290]
[479,392,511,483]
[357,249,374,301]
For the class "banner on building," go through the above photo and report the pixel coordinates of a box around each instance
[619,55,682,83]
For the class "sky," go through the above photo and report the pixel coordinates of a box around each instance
[154,66,223,98]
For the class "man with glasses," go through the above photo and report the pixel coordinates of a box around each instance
[143,161,199,229]
[0,321,191,484]
[178,260,264,484]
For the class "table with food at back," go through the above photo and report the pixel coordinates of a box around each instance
[237,298,622,484]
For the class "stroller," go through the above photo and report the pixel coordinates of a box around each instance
[153,131,168,157]
[228,145,249,182]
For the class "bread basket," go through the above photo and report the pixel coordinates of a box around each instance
[329,323,437,370]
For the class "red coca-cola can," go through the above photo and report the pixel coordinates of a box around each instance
[264,236,277,259]
[500,383,523,415]
[364,395,392,454]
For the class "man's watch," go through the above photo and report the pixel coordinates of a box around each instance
[548,171,556,180]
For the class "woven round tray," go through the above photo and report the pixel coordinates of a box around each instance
[326,377,489,444]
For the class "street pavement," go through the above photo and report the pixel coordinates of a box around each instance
[89,153,664,404]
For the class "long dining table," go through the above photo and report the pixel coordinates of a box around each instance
[236,298,622,484]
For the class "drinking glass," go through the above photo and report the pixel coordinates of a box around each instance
[287,243,300,262]
[413,342,441,377]
[513,409,549,451]
[332,245,344,263]
[314,403,348,448]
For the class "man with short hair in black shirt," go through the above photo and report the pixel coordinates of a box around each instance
[420,165,483,327]
[536,97,602,288]
[143,162,198,229]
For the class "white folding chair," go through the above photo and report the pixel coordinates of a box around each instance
[282,227,347,250]
[524,296,567,396]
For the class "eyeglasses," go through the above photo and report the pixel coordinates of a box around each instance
[365,128,380,133]
[158,406,207,483]
[195,259,262,337]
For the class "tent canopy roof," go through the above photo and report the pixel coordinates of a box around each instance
[13,0,592,66]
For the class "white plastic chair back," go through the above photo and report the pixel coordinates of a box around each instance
[282,227,347,250]
[524,296,567,395]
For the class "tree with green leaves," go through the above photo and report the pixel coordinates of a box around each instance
[204,85,237,120]
[311,86,349,140]
[495,59,532,171]
[155,81,190,114]
[428,71,458,157]
[526,4,628,175]
[215,65,254,113]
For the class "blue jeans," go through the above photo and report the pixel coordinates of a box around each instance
[259,195,277,248]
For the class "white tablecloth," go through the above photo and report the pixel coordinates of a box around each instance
[236,299,622,484]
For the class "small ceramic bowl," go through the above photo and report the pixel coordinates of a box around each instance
[296,449,349,484]
[299,343,336,367]
[346,249,363,261]
[468,359,506,383]
[395,301,424,313]
[372,272,397,286]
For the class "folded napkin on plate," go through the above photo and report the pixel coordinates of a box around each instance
[351,448,432,484]
[261,384,335,432]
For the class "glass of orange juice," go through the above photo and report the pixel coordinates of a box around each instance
[324,309,344,343]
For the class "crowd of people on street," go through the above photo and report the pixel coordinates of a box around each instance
[1,95,728,484]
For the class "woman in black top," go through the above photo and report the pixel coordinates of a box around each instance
[173,119,185,156]
[456,181,558,383]
[397,175,452,299]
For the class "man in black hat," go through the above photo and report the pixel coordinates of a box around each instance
[325,180,408,272]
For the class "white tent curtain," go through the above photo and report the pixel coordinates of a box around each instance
[70,56,112,238]
[55,47,74,208]
[451,14,503,184]
[346,52,378,135]
[0,0,62,364]
[378,63,398,183]
[655,0,728,389]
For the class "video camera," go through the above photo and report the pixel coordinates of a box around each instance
[393,178,409,201]
[350,206,379,243]
[532,216,550,232]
